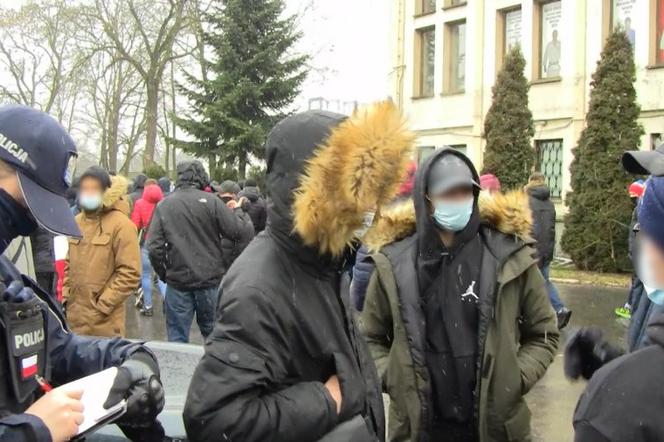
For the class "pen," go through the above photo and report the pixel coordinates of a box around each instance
[34,374,53,393]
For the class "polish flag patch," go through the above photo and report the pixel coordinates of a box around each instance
[21,355,38,379]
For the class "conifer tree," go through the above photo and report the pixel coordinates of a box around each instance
[482,45,534,189]
[561,30,643,272]
[174,0,308,178]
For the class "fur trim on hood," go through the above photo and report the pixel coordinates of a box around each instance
[102,175,130,215]
[364,190,533,252]
[292,101,415,256]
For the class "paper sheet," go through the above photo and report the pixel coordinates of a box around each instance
[60,367,126,435]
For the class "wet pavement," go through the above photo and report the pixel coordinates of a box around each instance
[125,282,629,441]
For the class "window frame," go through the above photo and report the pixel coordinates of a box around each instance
[649,0,664,67]
[496,6,523,72]
[413,26,437,98]
[535,139,564,200]
[443,19,467,95]
[442,0,467,10]
[415,0,437,17]
[532,0,563,82]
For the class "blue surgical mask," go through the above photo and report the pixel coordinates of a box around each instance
[432,198,474,232]
[79,193,103,212]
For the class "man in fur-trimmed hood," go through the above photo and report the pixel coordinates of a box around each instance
[361,148,559,442]
[183,102,414,442]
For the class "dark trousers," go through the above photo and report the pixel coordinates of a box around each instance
[165,286,217,343]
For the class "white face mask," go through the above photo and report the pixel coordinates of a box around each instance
[353,211,376,239]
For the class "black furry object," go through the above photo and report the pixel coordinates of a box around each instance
[564,327,625,380]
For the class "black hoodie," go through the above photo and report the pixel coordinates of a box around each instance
[574,311,664,441]
[415,149,483,437]
[183,111,385,442]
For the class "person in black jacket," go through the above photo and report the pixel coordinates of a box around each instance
[526,172,571,329]
[147,160,253,343]
[183,101,414,442]
[0,105,164,442]
[128,173,147,206]
[571,175,664,442]
[238,178,267,233]
[29,226,55,293]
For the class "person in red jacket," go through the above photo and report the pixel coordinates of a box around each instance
[131,183,166,316]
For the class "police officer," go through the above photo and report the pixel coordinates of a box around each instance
[0,105,164,442]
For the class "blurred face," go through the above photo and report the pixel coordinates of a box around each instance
[428,186,474,207]
[78,177,104,211]
[0,160,23,205]
[642,237,664,288]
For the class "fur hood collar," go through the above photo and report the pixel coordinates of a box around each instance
[102,175,130,215]
[292,101,415,256]
[364,190,533,252]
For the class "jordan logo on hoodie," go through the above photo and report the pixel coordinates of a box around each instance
[461,281,479,303]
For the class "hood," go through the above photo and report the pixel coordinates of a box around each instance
[266,101,414,259]
[239,186,260,202]
[365,190,533,252]
[158,177,171,193]
[527,184,551,201]
[133,174,147,191]
[102,175,130,215]
[292,101,415,256]
[142,184,164,204]
[408,148,482,257]
[176,161,209,190]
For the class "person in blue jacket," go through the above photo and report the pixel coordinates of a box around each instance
[0,105,164,442]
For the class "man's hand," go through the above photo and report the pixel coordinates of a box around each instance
[226,199,239,209]
[564,327,624,380]
[104,358,164,426]
[324,375,342,415]
[25,387,84,442]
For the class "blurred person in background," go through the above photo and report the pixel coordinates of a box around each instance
[238,177,267,234]
[526,172,571,329]
[128,173,147,206]
[158,176,171,197]
[147,161,253,343]
[616,180,646,319]
[479,173,501,194]
[29,226,55,294]
[63,166,140,337]
[216,179,241,204]
[131,182,166,316]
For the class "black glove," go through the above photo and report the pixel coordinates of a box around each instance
[564,327,625,380]
[104,353,165,426]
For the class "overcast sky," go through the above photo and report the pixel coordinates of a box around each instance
[0,0,392,112]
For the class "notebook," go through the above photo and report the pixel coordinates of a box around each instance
[60,367,127,438]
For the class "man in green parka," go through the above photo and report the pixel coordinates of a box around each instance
[361,148,559,442]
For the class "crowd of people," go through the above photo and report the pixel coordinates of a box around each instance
[1,102,664,441]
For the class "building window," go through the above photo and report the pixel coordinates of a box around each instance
[611,0,637,47]
[418,145,436,163]
[416,0,436,16]
[443,0,466,8]
[444,21,466,93]
[534,1,562,80]
[536,139,564,198]
[414,27,436,97]
[450,144,467,155]
[651,133,663,149]
[652,0,664,65]
[496,7,523,70]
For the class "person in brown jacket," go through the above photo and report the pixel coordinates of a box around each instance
[63,166,140,337]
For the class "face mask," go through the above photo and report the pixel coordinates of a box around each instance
[353,211,376,238]
[432,198,474,232]
[79,193,103,212]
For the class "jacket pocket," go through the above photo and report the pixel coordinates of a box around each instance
[206,339,266,373]
[91,234,111,246]
[504,401,531,442]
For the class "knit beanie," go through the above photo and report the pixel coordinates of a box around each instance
[639,176,664,252]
